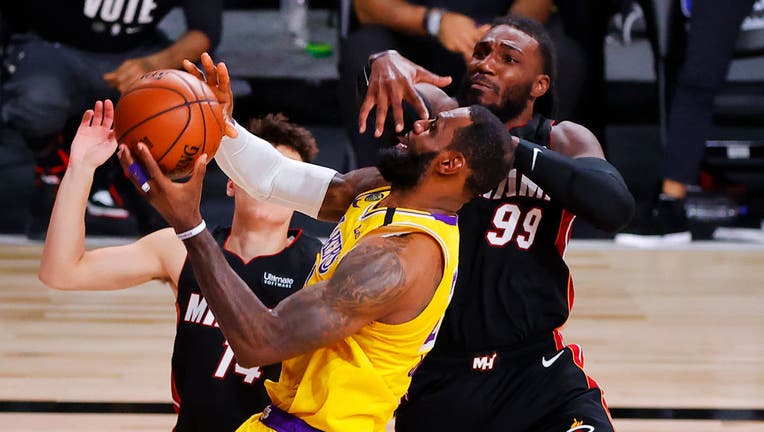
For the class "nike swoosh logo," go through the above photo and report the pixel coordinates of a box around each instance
[541,350,564,368]
[531,147,542,171]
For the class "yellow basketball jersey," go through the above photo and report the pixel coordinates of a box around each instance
[264,187,459,432]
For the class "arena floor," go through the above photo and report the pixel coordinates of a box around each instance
[1,238,762,431]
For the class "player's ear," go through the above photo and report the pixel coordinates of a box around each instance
[436,150,466,176]
[531,74,550,98]
[226,179,235,197]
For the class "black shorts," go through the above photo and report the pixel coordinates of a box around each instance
[395,337,615,432]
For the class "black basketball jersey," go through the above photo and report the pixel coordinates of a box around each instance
[428,114,573,355]
[171,227,321,432]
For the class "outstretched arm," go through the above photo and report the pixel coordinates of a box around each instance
[515,121,635,232]
[181,230,442,366]
[39,101,184,292]
[183,53,387,222]
[118,136,444,367]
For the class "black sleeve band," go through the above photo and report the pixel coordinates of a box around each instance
[514,139,635,233]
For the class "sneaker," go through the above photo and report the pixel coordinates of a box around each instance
[614,195,692,247]
[87,186,130,219]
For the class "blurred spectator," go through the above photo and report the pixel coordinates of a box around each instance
[555,0,622,145]
[338,0,586,168]
[616,0,757,246]
[0,0,222,239]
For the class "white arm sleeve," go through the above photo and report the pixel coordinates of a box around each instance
[214,122,338,218]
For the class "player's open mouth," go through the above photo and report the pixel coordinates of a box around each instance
[396,133,411,152]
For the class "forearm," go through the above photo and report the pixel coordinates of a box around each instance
[509,0,553,23]
[145,30,210,70]
[514,140,635,232]
[215,122,338,219]
[39,166,94,287]
[353,0,427,35]
[183,230,281,365]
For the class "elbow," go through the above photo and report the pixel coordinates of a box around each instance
[38,269,73,291]
[599,192,636,233]
[233,353,260,369]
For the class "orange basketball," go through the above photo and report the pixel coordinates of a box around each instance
[114,69,224,179]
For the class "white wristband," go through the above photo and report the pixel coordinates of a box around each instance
[176,219,206,240]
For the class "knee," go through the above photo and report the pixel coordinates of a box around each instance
[3,75,71,137]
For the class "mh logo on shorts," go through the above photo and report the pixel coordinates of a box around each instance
[566,419,595,432]
[472,352,498,371]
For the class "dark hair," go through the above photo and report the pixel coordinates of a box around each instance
[247,113,318,162]
[491,15,557,118]
[449,105,514,195]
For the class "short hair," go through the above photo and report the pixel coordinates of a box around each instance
[246,113,318,162]
[491,15,558,118]
[449,105,514,195]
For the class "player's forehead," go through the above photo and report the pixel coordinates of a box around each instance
[439,107,471,126]
[480,25,538,53]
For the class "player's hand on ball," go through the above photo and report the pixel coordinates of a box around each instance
[69,100,118,171]
[183,52,237,138]
[117,142,208,232]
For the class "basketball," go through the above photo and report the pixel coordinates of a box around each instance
[114,69,225,179]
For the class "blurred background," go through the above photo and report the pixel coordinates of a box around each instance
[1,0,763,242]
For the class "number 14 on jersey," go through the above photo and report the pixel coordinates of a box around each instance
[214,341,262,384]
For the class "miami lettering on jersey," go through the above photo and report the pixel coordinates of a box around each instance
[481,168,551,201]
[183,293,219,327]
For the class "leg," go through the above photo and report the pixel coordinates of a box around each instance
[662,0,756,187]
[556,0,617,143]
[544,14,587,123]
[521,345,615,432]
[395,366,493,431]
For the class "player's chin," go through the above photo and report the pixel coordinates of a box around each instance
[462,88,494,107]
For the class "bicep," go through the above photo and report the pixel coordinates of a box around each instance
[258,235,412,361]
[73,229,182,291]
[551,121,605,159]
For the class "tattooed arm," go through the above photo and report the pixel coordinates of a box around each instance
[182,229,444,367]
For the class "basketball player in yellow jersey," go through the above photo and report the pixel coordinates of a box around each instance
[118,104,514,431]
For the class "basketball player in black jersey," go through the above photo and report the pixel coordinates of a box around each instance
[182,27,634,430]
[357,16,635,432]
[38,100,322,432]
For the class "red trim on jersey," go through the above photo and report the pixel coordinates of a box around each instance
[552,329,565,351]
[554,210,575,257]
[108,184,124,207]
[548,120,557,150]
[170,369,181,413]
[223,228,304,265]
[171,301,181,413]
[567,274,575,312]
[567,343,617,429]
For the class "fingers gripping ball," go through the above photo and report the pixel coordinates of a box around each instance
[114,69,224,179]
